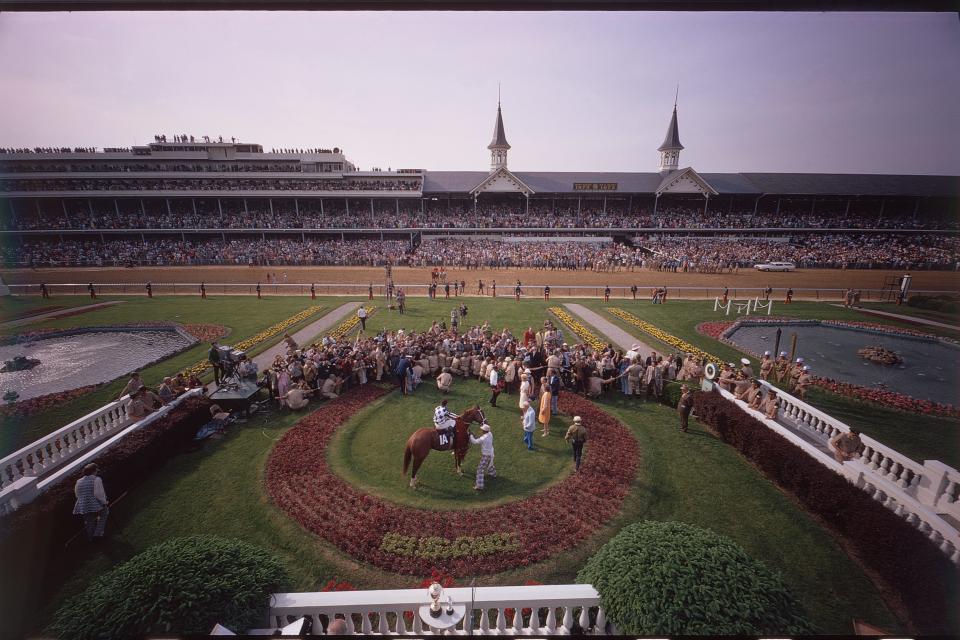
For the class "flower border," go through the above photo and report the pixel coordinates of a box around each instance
[608,308,723,363]
[549,307,607,352]
[265,386,639,576]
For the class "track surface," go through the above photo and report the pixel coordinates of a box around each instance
[2,266,958,293]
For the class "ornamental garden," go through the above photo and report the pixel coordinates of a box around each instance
[0,294,957,637]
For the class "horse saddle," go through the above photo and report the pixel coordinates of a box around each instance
[433,429,455,451]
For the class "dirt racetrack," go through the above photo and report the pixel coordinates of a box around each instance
[2,266,958,300]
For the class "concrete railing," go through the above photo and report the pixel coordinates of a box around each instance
[718,383,960,564]
[266,584,609,635]
[0,388,203,517]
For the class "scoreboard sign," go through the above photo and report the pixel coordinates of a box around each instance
[573,182,618,191]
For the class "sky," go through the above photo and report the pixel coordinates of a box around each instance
[0,11,958,175]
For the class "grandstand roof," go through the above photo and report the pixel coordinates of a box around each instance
[423,170,958,197]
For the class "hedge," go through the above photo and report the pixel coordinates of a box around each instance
[0,396,211,640]
[907,295,959,314]
[693,389,960,634]
[578,521,813,635]
[47,535,290,638]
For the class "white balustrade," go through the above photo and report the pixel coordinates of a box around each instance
[267,584,609,635]
[719,381,960,563]
[0,389,203,517]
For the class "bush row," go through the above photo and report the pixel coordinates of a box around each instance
[908,294,959,313]
[0,396,212,639]
[692,389,959,634]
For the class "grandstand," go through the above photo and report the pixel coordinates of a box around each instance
[0,104,957,270]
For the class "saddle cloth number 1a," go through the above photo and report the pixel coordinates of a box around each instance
[439,433,449,447]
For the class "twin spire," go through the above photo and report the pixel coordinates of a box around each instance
[485,89,683,175]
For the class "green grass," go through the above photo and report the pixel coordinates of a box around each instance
[329,379,572,510]
[857,301,960,328]
[583,299,960,468]
[0,295,109,322]
[0,297,327,456]
[8,297,922,635]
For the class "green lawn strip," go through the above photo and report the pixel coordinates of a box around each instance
[34,392,900,635]
[584,300,960,467]
[328,380,572,510]
[0,297,327,456]
[0,295,112,324]
[853,302,960,336]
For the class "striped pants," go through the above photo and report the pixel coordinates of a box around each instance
[475,454,496,489]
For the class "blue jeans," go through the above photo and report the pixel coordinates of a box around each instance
[551,392,559,414]
[523,430,534,450]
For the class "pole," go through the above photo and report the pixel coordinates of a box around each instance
[789,333,798,364]
[773,327,782,358]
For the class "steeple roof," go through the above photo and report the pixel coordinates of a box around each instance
[487,103,511,150]
[657,106,683,152]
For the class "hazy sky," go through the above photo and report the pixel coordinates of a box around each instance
[0,11,958,175]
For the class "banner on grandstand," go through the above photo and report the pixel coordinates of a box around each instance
[573,182,618,191]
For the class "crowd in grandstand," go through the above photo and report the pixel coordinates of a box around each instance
[1,204,954,231]
[0,147,98,154]
[3,233,957,270]
[0,162,315,173]
[0,177,421,192]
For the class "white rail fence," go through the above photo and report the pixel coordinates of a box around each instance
[263,584,610,636]
[717,382,960,563]
[0,388,204,517]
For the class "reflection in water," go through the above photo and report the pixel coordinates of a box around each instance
[726,323,960,406]
[0,330,193,402]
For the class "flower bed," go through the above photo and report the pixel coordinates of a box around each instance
[609,308,723,363]
[549,307,607,352]
[182,306,325,377]
[325,307,377,342]
[0,385,99,417]
[692,389,959,634]
[181,324,229,343]
[266,387,638,576]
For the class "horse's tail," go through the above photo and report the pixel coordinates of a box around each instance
[402,441,413,476]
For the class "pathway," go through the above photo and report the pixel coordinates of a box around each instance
[832,304,960,332]
[564,303,831,452]
[0,301,125,329]
[563,303,657,356]
[251,301,362,371]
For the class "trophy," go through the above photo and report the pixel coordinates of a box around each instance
[428,582,443,618]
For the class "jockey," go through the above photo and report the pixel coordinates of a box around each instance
[433,399,458,447]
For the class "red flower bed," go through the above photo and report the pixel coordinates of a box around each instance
[181,323,229,342]
[265,388,639,576]
[695,321,735,339]
[813,377,960,419]
[0,385,99,417]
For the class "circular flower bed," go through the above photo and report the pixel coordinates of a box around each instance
[266,386,639,576]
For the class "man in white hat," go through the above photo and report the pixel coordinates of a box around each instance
[470,423,496,490]
[794,365,813,400]
[774,351,790,383]
[739,357,755,379]
[789,358,805,390]
[564,416,588,471]
[436,367,453,394]
[759,351,774,381]
[719,363,736,392]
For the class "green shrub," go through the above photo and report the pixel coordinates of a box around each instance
[661,381,683,408]
[907,295,959,313]
[577,521,813,635]
[48,535,290,638]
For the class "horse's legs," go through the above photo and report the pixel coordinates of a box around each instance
[410,454,424,489]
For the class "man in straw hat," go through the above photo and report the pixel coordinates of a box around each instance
[677,384,695,433]
[470,422,496,490]
[564,416,588,471]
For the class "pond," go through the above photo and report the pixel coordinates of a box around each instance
[0,329,194,402]
[725,322,960,406]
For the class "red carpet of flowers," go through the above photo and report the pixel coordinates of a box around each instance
[0,385,99,417]
[265,386,639,575]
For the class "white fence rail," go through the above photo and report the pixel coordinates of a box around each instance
[0,388,203,517]
[717,382,960,563]
[266,584,609,636]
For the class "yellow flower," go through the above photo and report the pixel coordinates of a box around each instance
[549,307,607,352]
[608,308,722,363]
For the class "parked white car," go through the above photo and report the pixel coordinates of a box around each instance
[754,261,796,272]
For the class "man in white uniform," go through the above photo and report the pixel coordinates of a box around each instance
[433,399,458,448]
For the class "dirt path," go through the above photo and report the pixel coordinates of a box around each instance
[563,303,658,357]
[2,265,957,298]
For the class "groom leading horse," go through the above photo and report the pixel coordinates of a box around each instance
[402,404,487,489]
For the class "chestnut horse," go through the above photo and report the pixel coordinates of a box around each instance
[402,405,486,489]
